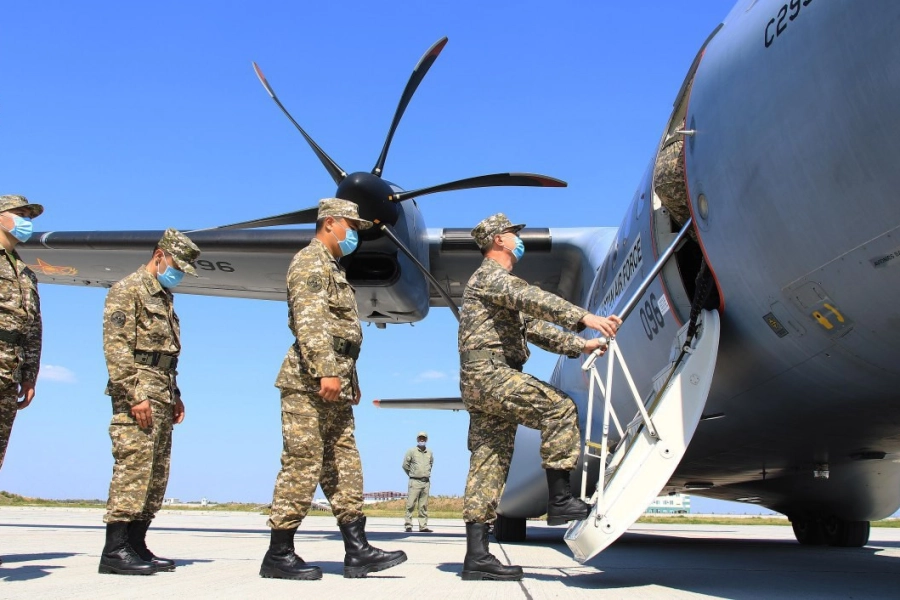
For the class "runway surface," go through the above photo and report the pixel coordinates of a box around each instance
[1,507,899,598]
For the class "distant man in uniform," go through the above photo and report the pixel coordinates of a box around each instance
[402,431,433,533]
[99,228,200,576]
[260,198,407,581]
[458,213,621,581]
[0,195,44,567]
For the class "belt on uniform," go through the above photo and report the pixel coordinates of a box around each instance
[410,477,430,482]
[293,336,361,360]
[134,351,178,371]
[0,329,25,346]
[460,349,522,371]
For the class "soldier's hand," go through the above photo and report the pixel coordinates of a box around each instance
[17,381,35,409]
[174,397,185,425]
[131,400,153,429]
[318,377,342,402]
[583,338,608,356]
[581,313,622,338]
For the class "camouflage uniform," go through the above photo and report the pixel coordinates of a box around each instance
[0,195,43,471]
[102,229,199,524]
[402,433,433,530]
[268,199,373,530]
[459,214,589,523]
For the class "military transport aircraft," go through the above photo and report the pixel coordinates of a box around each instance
[17,0,900,557]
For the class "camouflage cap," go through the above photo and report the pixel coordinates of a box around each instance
[471,213,525,250]
[0,195,44,218]
[417,431,428,440]
[317,197,373,230]
[157,228,201,276]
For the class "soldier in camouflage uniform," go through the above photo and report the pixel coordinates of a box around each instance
[0,195,44,567]
[458,213,621,581]
[99,228,200,576]
[260,198,407,581]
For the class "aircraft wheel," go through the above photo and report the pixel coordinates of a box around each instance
[493,514,526,542]
[791,517,825,545]
[822,517,870,547]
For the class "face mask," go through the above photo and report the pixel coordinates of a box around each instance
[417,442,426,449]
[156,254,185,288]
[331,222,359,256]
[4,215,33,243]
[504,235,525,262]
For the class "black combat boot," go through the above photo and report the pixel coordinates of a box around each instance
[339,516,407,578]
[461,522,523,581]
[545,468,591,525]
[259,528,322,580]
[127,520,175,572]
[98,522,157,575]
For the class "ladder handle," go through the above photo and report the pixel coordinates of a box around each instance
[581,337,610,371]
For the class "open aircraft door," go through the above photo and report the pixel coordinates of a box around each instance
[565,308,720,564]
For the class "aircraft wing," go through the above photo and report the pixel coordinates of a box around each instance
[373,398,465,411]
[20,226,612,307]
[19,229,315,301]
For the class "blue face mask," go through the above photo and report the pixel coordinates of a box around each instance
[333,224,359,256]
[5,215,33,243]
[156,255,185,288]
[506,236,525,262]
[417,442,426,449]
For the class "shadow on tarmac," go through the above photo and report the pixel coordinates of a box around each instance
[0,552,76,582]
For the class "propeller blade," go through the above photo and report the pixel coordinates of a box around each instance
[371,37,449,177]
[378,223,460,321]
[389,173,566,202]
[211,206,320,230]
[252,62,347,185]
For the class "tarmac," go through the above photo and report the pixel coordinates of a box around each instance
[2,507,900,599]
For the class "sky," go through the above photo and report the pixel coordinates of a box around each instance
[0,1,772,514]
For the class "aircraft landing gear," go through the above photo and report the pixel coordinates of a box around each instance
[791,516,869,547]
[822,517,870,547]
[791,517,825,545]
[493,515,526,543]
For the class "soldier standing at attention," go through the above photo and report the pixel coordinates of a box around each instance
[99,228,200,576]
[0,195,43,567]
[402,431,433,533]
[458,213,621,581]
[260,198,406,581]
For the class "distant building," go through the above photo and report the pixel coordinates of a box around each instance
[645,494,691,514]
[362,491,405,503]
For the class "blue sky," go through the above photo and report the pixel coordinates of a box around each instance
[0,1,770,514]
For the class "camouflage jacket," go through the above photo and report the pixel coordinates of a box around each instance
[103,267,180,407]
[458,257,588,366]
[0,248,42,385]
[275,238,361,401]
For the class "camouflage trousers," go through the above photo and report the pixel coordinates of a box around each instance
[460,362,580,523]
[0,383,19,470]
[404,478,430,528]
[268,389,364,529]
[104,399,174,523]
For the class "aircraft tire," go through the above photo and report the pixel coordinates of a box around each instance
[493,515,526,543]
[791,517,825,545]
[822,517,870,547]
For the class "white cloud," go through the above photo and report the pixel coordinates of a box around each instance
[41,364,77,384]
[415,370,448,382]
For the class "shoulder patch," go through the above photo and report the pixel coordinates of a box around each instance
[111,311,127,328]
[306,275,323,292]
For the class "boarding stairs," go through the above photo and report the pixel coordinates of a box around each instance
[563,219,721,564]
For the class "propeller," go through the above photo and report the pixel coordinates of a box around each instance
[218,38,568,320]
